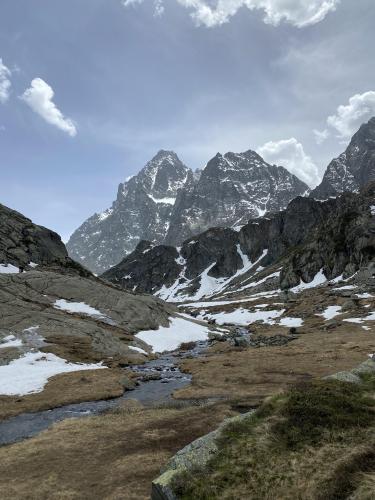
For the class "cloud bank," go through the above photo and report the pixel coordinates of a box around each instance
[21,78,77,137]
[327,91,375,139]
[0,58,11,104]
[258,137,319,187]
[122,0,340,27]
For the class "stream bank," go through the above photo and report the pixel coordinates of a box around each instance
[0,340,209,446]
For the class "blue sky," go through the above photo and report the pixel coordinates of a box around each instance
[0,0,374,241]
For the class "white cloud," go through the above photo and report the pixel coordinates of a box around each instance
[0,58,11,104]
[21,78,77,137]
[313,128,329,144]
[154,0,165,16]
[258,137,319,187]
[122,0,339,28]
[326,91,375,138]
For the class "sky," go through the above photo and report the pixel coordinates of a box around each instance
[0,0,375,242]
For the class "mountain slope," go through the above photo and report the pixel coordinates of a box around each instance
[311,117,375,199]
[102,183,375,301]
[165,150,309,245]
[0,200,186,416]
[68,149,308,273]
[67,150,194,274]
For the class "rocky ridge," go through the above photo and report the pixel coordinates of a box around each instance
[102,183,375,300]
[0,200,199,417]
[68,149,308,274]
[164,149,308,245]
[67,150,194,274]
[311,117,375,199]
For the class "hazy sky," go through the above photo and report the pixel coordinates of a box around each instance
[1,0,374,241]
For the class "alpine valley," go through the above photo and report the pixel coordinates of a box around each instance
[1,119,375,500]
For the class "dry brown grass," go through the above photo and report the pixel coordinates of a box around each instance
[0,402,235,500]
[173,377,375,500]
[175,295,375,403]
[0,368,133,421]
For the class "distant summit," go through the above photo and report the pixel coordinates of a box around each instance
[311,117,375,199]
[67,148,309,274]
[67,150,193,274]
[164,149,309,245]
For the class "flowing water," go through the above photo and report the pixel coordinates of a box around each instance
[0,341,208,446]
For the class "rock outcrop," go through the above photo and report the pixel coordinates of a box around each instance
[0,201,176,367]
[103,183,375,299]
[311,117,375,199]
[151,411,254,500]
[68,149,308,274]
[164,150,308,245]
[0,202,86,275]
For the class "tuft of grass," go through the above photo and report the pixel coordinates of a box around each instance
[272,379,375,450]
[172,376,375,499]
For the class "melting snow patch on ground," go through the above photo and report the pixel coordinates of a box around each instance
[291,270,327,293]
[135,317,212,353]
[343,312,375,324]
[334,285,357,291]
[0,263,19,274]
[128,346,148,355]
[200,308,285,326]
[278,317,304,327]
[370,205,375,215]
[0,352,106,396]
[54,299,107,318]
[0,335,23,349]
[317,305,342,320]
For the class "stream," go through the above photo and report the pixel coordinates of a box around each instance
[0,340,208,446]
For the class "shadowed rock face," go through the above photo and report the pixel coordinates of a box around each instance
[0,201,175,367]
[311,117,375,200]
[164,150,308,246]
[0,203,69,269]
[68,149,308,274]
[102,183,375,296]
[67,150,194,274]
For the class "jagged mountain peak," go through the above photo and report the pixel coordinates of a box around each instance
[135,149,192,199]
[67,146,308,274]
[311,116,375,200]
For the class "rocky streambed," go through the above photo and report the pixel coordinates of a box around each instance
[0,341,209,446]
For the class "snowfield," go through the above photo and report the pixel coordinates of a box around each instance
[317,305,342,320]
[291,269,327,293]
[0,351,106,396]
[0,335,23,349]
[0,263,19,274]
[54,299,108,318]
[135,317,213,353]
[199,308,285,326]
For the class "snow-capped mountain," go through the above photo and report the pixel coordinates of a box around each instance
[67,150,194,274]
[311,117,375,199]
[102,182,375,302]
[68,148,309,274]
[165,150,309,245]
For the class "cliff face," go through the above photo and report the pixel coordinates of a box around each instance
[67,150,194,274]
[68,149,308,274]
[102,183,375,299]
[164,150,308,245]
[311,117,375,200]
[0,202,80,272]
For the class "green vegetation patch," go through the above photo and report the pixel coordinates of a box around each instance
[172,376,375,499]
[273,379,375,450]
